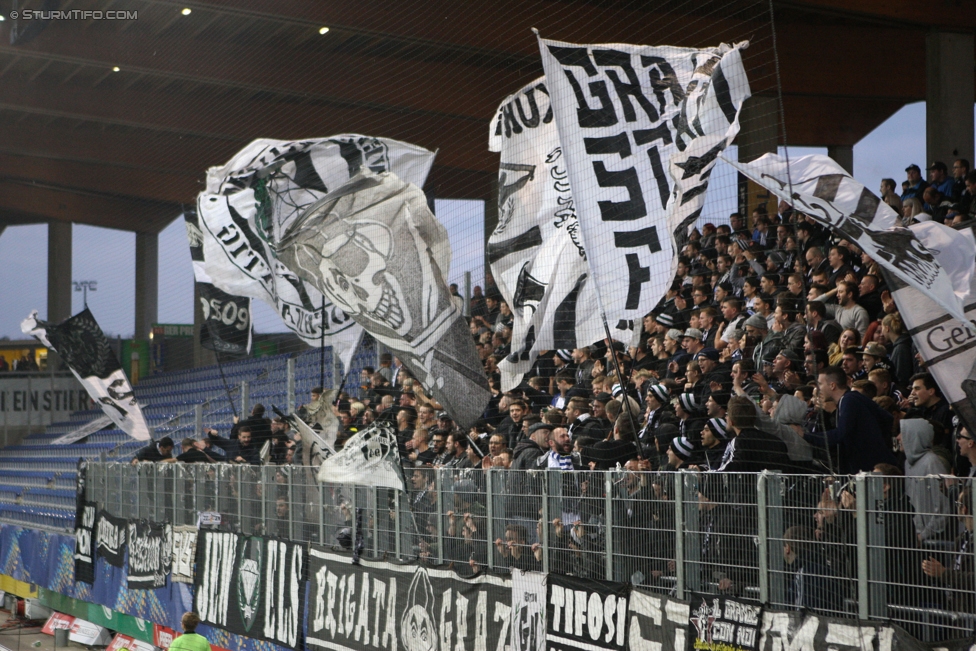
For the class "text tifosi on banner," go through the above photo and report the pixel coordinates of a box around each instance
[546,574,629,651]
[194,531,307,648]
[307,546,512,651]
[127,520,172,589]
[95,510,127,568]
[74,501,96,584]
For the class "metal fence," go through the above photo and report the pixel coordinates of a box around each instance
[85,464,976,642]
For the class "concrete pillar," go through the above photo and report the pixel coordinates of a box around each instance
[47,221,72,323]
[134,231,158,340]
[827,145,854,175]
[737,96,779,220]
[926,31,975,167]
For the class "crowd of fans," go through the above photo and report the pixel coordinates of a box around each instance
[129,161,976,634]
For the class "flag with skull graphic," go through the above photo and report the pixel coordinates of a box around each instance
[21,309,151,441]
[196,135,435,369]
[277,170,491,429]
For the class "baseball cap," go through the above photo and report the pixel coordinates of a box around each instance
[528,422,552,436]
[666,328,684,341]
[437,411,453,421]
[682,327,703,340]
[926,161,947,172]
[905,164,921,172]
[777,349,802,364]
[861,342,887,358]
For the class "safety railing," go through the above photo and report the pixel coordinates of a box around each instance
[83,464,976,642]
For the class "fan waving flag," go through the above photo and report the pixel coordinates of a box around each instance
[537,34,750,341]
[277,169,490,428]
[316,422,405,491]
[196,135,434,370]
[488,77,631,390]
[21,309,151,441]
[725,153,972,326]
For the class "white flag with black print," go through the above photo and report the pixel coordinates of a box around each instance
[537,34,750,340]
[488,77,632,390]
[726,153,972,326]
[316,421,405,491]
[276,169,491,428]
[885,221,976,435]
[196,136,433,368]
[21,309,151,441]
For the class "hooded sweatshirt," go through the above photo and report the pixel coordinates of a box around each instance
[901,418,950,541]
[755,394,814,464]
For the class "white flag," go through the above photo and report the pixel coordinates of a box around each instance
[316,422,405,491]
[196,135,435,369]
[887,222,976,434]
[488,77,632,390]
[537,35,750,338]
[725,153,971,326]
[21,309,151,441]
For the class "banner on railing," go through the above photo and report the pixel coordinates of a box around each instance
[126,520,172,590]
[193,531,307,648]
[688,592,762,651]
[73,500,96,584]
[547,573,630,651]
[307,546,512,651]
[627,590,689,651]
[511,569,547,651]
[171,525,197,584]
[95,509,127,568]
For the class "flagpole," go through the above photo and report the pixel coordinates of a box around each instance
[205,320,238,420]
[320,296,326,390]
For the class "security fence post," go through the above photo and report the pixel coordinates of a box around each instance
[485,469,495,570]
[855,473,869,619]
[134,465,141,519]
[319,483,326,547]
[766,472,786,607]
[757,472,769,603]
[372,486,379,557]
[435,470,444,564]
[287,469,295,542]
[541,472,550,575]
[194,404,203,438]
[394,487,402,560]
[240,381,249,416]
[674,471,685,599]
[237,465,243,528]
[605,471,614,581]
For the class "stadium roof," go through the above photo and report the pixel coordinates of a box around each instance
[0,0,973,234]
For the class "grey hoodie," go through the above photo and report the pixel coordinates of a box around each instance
[901,418,950,541]
[755,394,814,463]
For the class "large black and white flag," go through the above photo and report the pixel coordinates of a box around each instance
[725,154,972,326]
[886,222,976,433]
[196,136,432,366]
[537,35,750,338]
[489,78,632,390]
[277,169,491,428]
[21,309,151,441]
[184,208,253,356]
[126,520,172,590]
[316,421,405,491]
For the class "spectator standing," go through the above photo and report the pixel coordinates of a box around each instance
[168,613,211,651]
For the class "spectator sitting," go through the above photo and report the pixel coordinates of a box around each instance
[901,164,928,201]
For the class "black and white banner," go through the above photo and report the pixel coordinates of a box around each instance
[511,569,547,651]
[537,36,750,337]
[278,169,491,428]
[546,573,629,651]
[74,500,96,584]
[184,208,253,356]
[196,136,434,365]
[317,422,405,491]
[126,520,172,590]
[687,593,762,651]
[627,590,689,651]
[759,611,924,651]
[307,547,512,651]
[95,509,127,568]
[194,531,307,648]
[885,223,976,435]
[726,154,971,327]
[171,524,198,584]
[21,309,151,441]
[489,78,632,389]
